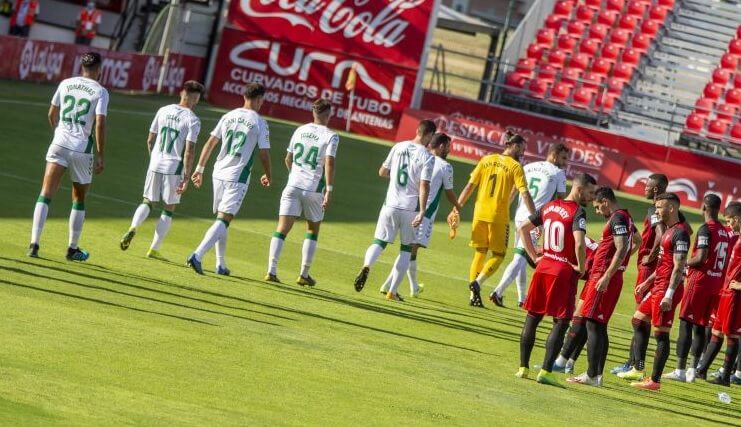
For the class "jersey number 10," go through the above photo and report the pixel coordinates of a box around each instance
[543,219,565,252]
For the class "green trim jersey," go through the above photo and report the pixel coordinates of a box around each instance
[286,123,339,192]
[147,104,201,175]
[210,108,270,184]
[424,156,454,220]
[514,160,567,223]
[50,76,109,153]
[382,141,434,212]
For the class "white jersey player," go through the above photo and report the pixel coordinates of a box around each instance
[28,52,108,261]
[119,81,204,259]
[186,82,272,275]
[379,133,462,297]
[491,143,569,306]
[266,99,339,286]
[353,120,436,301]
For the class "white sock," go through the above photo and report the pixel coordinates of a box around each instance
[363,242,385,267]
[215,231,227,269]
[407,259,418,293]
[31,196,50,244]
[388,250,412,294]
[566,359,575,368]
[300,234,318,277]
[131,203,151,229]
[676,368,686,375]
[68,202,85,249]
[494,254,526,297]
[150,211,172,250]
[194,220,227,260]
[555,355,568,367]
[268,232,285,275]
[735,370,741,377]
[516,261,528,303]
[380,269,393,293]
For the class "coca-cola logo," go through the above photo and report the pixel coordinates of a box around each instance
[238,0,425,48]
[19,40,65,81]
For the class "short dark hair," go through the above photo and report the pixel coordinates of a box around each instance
[574,173,597,186]
[594,186,616,202]
[649,173,669,192]
[548,143,570,157]
[505,132,526,146]
[429,133,451,149]
[726,201,741,217]
[703,194,722,211]
[417,120,436,136]
[313,98,332,115]
[182,80,205,95]
[243,82,266,99]
[655,192,681,206]
[81,52,102,70]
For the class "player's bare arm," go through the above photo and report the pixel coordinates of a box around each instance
[730,280,741,290]
[191,135,220,188]
[455,182,476,210]
[94,114,106,174]
[258,148,272,187]
[519,220,539,262]
[636,271,656,295]
[414,179,430,227]
[596,234,630,291]
[573,230,586,276]
[521,189,536,215]
[146,132,156,155]
[630,231,642,255]
[284,151,293,170]
[322,155,335,209]
[661,252,687,311]
[686,241,709,268]
[177,141,196,194]
[644,222,666,265]
[48,104,59,129]
[444,189,463,212]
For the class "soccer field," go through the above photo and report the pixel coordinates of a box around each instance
[0,80,736,426]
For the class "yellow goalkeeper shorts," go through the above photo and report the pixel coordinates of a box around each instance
[469,220,509,255]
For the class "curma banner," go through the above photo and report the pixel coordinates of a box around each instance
[208,0,437,140]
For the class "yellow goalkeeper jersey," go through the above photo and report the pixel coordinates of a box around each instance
[469,153,527,223]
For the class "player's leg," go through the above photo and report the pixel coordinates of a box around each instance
[66,182,90,261]
[554,315,585,373]
[517,312,544,378]
[355,206,394,292]
[664,319,693,381]
[122,170,160,250]
[146,204,174,260]
[493,224,530,305]
[476,223,508,287]
[267,215,296,281]
[649,326,672,384]
[585,319,605,380]
[407,245,423,297]
[618,313,650,380]
[710,334,740,386]
[696,330,725,379]
[468,220,489,282]
[188,213,232,274]
[385,212,416,301]
[29,161,66,256]
[296,220,320,287]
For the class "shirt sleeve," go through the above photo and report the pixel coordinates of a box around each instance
[672,229,690,255]
[187,116,201,144]
[257,118,270,149]
[695,224,711,249]
[610,212,630,236]
[443,163,454,190]
[210,116,224,139]
[287,129,299,153]
[51,86,61,107]
[469,160,483,185]
[148,110,159,134]
[556,170,567,193]
[95,89,109,116]
[326,134,339,158]
[513,163,528,192]
[573,208,588,232]
[382,146,395,170]
[421,153,434,182]
[528,208,544,227]
[649,207,661,228]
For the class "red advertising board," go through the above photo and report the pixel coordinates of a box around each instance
[209,0,437,140]
[0,36,205,93]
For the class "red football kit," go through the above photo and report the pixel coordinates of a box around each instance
[635,208,687,303]
[715,236,741,335]
[523,200,587,319]
[709,229,739,328]
[638,222,690,327]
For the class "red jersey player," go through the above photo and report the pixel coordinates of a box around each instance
[695,202,741,386]
[621,193,689,391]
[566,187,640,386]
[515,173,597,387]
[664,195,730,382]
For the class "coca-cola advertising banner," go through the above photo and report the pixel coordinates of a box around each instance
[0,36,205,93]
[209,0,437,140]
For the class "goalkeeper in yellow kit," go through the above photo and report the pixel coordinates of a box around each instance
[452,131,535,307]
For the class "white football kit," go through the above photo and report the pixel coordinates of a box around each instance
[374,141,434,246]
[209,108,270,215]
[46,76,109,184]
[279,123,339,222]
[513,160,567,251]
[416,156,454,247]
[142,104,201,205]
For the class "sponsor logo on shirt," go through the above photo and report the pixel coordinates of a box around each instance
[614,225,628,235]
[578,218,587,230]
[676,241,689,252]
[698,236,709,246]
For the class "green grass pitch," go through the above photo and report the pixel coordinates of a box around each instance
[0,80,737,425]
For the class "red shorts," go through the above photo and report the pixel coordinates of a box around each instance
[524,267,579,320]
[634,264,654,304]
[715,289,741,336]
[679,275,721,327]
[580,272,624,324]
[637,285,684,328]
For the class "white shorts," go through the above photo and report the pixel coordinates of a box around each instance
[514,219,539,252]
[143,171,183,205]
[415,216,434,248]
[374,205,417,246]
[279,185,324,222]
[45,144,93,184]
[213,178,248,215]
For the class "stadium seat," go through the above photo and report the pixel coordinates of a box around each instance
[627,0,647,17]
[601,43,622,62]
[528,78,549,98]
[657,0,674,7]
[550,82,572,103]
[548,49,569,68]
[641,20,660,37]
[527,43,547,60]
[554,0,575,16]
[610,29,631,45]
[684,113,705,133]
[581,72,603,89]
[558,34,578,50]
[537,29,556,47]
[730,39,741,56]
[619,15,638,31]
[571,87,595,108]
[612,62,634,81]
[576,5,595,22]
[715,103,737,121]
[516,58,537,75]
[545,14,567,30]
[606,77,624,94]
[621,48,641,66]
[569,53,591,70]
[589,24,609,41]
[505,72,529,89]
[734,74,741,89]
[707,119,728,139]
[579,38,600,56]
[725,88,741,106]
[538,64,559,82]
[568,21,587,37]
[606,0,625,12]
[720,53,739,71]
[730,123,741,144]
[648,5,668,21]
[591,58,612,76]
[596,91,618,111]
[561,67,582,86]
[586,0,603,10]
[631,33,651,52]
[597,10,619,26]
[712,68,732,85]
[694,98,715,117]
[704,82,724,100]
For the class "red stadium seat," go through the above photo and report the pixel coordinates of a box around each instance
[627,0,647,17]
[657,0,674,7]
[737,25,741,40]
[730,39,741,56]
[641,20,660,37]
[597,10,618,26]
[545,14,567,30]
[558,34,578,50]
[610,29,631,45]
[730,123,741,144]
[528,78,549,98]
[550,82,572,103]
[591,58,612,76]
[606,0,625,12]
[576,5,595,22]
[516,58,537,74]
[569,52,591,70]
[707,119,728,139]
[505,72,530,89]
[548,49,569,68]
[606,77,625,94]
[725,88,741,106]
[621,48,641,66]
[589,24,609,41]
[571,87,595,108]
[538,64,559,82]
[734,74,741,89]
[612,62,634,81]
[586,0,602,10]
[527,43,547,61]
[720,53,739,70]
[601,43,622,62]
[562,67,582,85]
[694,98,715,116]
[631,33,651,52]
[581,72,603,89]
[568,21,587,37]
[537,28,556,47]
[649,5,669,21]
[596,92,618,111]
[553,0,575,16]
[684,113,705,133]
[619,15,638,31]
[704,82,723,100]
[579,38,600,56]
[715,103,738,121]
[712,68,732,85]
